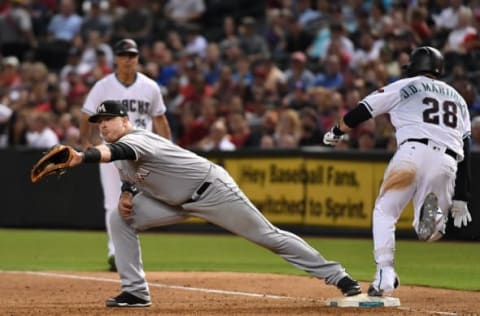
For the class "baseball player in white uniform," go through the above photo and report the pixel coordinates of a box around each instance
[69,100,361,307]
[324,46,472,296]
[80,38,171,271]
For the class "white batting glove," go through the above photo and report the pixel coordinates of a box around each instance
[323,125,346,146]
[450,200,472,228]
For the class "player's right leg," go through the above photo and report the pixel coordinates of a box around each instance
[183,165,361,296]
[107,192,187,307]
[99,163,122,271]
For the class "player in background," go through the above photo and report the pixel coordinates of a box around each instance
[80,38,172,271]
[323,46,472,296]
[69,100,361,307]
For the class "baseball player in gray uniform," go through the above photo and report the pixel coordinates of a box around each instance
[67,100,361,307]
[324,46,472,296]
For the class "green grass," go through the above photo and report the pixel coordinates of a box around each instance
[0,229,478,291]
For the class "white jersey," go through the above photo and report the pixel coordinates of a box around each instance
[361,75,471,160]
[82,72,166,131]
[114,129,212,205]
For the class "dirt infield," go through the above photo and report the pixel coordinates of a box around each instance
[0,271,478,316]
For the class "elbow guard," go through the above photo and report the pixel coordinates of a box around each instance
[343,103,373,128]
[106,142,136,161]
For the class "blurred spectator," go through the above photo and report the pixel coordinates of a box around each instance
[177,95,217,148]
[219,16,239,56]
[164,0,206,31]
[57,112,79,146]
[41,0,83,69]
[0,0,36,60]
[273,108,302,147]
[244,108,278,147]
[113,0,152,45]
[283,80,312,111]
[184,24,208,58]
[284,51,315,91]
[0,56,22,89]
[79,30,114,73]
[227,111,251,148]
[80,0,113,43]
[197,118,235,151]
[298,107,323,146]
[350,31,384,69]
[443,6,477,72]
[0,100,13,147]
[25,110,59,148]
[284,10,314,54]
[238,16,269,59]
[313,54,344,90]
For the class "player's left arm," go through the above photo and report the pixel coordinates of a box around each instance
[450,134,472,228]
[69,143,137,167]
[153,114,172,140]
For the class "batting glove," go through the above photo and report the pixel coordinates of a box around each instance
[323,124,346,146]
[450,200,472,228]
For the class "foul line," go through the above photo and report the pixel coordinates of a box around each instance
[0,271,463,315]
[2,271,298,300]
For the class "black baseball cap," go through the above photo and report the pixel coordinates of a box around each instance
[89,100,128,123]
[113,38,139,55]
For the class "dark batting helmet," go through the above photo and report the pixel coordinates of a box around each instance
[403,46,444,78]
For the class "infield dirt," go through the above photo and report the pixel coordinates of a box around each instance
[0,271,478,315]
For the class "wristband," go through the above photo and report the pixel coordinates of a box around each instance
[83,148,101,163]
[332,124,345,136]
[121,182,139,197]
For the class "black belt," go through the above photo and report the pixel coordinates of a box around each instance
[402,138,457,160]
[185,182,211,203]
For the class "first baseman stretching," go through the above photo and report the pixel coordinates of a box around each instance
[68,100,361,307]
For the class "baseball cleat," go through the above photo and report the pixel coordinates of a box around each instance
[337,276,362,296]
[368,267,400,297]
[417,192,438,241]
[105,292,151,307]
[368,277,399,297]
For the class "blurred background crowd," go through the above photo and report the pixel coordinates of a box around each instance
[1,0,480,151]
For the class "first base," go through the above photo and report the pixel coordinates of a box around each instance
[326,294,400,307]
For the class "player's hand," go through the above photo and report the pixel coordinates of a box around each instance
[118,192,134,220]
[323,125,346,146]
[450,200,472,228]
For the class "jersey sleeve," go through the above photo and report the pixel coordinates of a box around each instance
[360,80,404,117]
[116,132,157,161]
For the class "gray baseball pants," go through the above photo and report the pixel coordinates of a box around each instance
[109,164,348,301]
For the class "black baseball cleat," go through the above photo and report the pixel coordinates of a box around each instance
[105,292,151,307]
[108,255,117,272]
[337,276,362,296]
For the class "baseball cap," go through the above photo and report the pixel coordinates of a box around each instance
[88,100,128,123]
[2,56,19,68]
[113,38,139,55]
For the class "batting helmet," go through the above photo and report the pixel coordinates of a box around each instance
[403,46,444,78]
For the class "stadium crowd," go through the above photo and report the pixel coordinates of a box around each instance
[1,0,480,151]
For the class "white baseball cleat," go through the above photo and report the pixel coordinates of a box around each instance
[368,266,399,297]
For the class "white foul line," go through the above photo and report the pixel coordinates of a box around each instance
[3,271,299,300]
[0,271,463,315]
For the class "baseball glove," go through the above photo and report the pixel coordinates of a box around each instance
[31,145,76,183]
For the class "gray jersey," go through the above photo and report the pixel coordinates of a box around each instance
[114,129,211,205]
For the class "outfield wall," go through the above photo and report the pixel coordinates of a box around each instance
[1,148,479,240]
